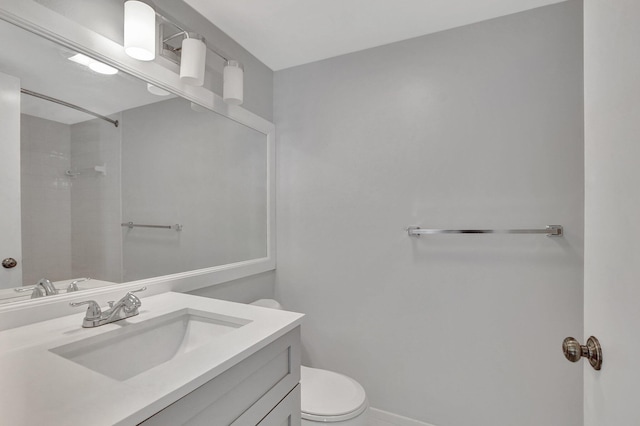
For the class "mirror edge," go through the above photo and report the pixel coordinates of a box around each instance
[0,0,276,327]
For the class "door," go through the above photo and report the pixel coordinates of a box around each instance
[0,71,22,289]
[584,1,640,424]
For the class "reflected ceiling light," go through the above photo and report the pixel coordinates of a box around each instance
[124,0,156,61]
[180,37,206,86]
[68,54,118,75]
[68,53,93,66]
[223,60,244,105]
[88,62,119,75]
[147,83,171,96]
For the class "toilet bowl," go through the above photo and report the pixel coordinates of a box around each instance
[250,299,369,425]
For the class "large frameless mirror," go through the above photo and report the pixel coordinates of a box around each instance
[0,17,268,305]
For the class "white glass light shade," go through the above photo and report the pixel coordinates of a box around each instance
[223,60,244,105]
[147,83,170,96]
[180,38,206,86]
[124,1,156,61]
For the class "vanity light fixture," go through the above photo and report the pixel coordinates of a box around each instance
[124,1,244,104]
[68,53,118,75]
[180,37,207,86]
[162,28,207,87]
[124,0,156,61]
[223,60,244,105]
[166,30,244,104]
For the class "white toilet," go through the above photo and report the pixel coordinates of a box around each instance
[250,299,369,426]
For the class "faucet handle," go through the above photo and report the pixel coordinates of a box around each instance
[69,300,102,320]
[67,277,91,293]
[126,287,146,305]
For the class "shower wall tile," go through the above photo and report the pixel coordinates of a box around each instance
[20,114,72,285]
[70,115,122,283]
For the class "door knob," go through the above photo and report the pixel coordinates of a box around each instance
[563,336,602,370]
[2,258,17,269]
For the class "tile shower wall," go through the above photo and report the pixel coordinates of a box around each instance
[69,116,122,282]
[274,2,584,425]
[20,114,72,284]
[20,114,122,285]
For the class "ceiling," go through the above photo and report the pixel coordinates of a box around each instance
[184,0,569,71]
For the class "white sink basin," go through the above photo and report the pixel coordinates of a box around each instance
[50,308,251,381]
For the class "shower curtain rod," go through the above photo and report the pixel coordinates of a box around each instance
[20,88,119,128]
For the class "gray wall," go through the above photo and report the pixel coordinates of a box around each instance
[188,271,275,304]
[273,2,584,425]
[34,0,274,121]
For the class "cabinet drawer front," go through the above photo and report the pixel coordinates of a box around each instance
[140,327,301,426]
[257,384,301,426]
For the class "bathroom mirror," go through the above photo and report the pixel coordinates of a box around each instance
[0,17,268,304]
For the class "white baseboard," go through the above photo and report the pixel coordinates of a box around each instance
[368,408,436,426]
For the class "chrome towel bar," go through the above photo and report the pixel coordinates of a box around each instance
[121,222,183,231]
[407,225,563,237]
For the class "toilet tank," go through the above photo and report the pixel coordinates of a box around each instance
[250,299,283,310]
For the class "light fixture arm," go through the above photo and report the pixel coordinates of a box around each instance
[154,8,237,64]
[157,13,189,39]
[162,30,189,44]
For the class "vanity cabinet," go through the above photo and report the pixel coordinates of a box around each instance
[140,327,301,426]
[256,384,300,426]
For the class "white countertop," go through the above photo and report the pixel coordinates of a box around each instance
[0,292,304,425]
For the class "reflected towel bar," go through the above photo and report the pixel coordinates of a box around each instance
[407,225,563,237]
[121,222,183,231]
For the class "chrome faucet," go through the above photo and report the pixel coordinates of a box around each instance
[30,278,59,299]
[69,287,146,328]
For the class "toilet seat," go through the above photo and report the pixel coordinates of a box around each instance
[300,366,368,423]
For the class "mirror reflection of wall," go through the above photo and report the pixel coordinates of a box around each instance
[20,96,268,286]
[121,97,267,282]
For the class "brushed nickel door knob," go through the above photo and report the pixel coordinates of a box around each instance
[563,336,602,370]
[562,337,583,362]
[2,258,17,269]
